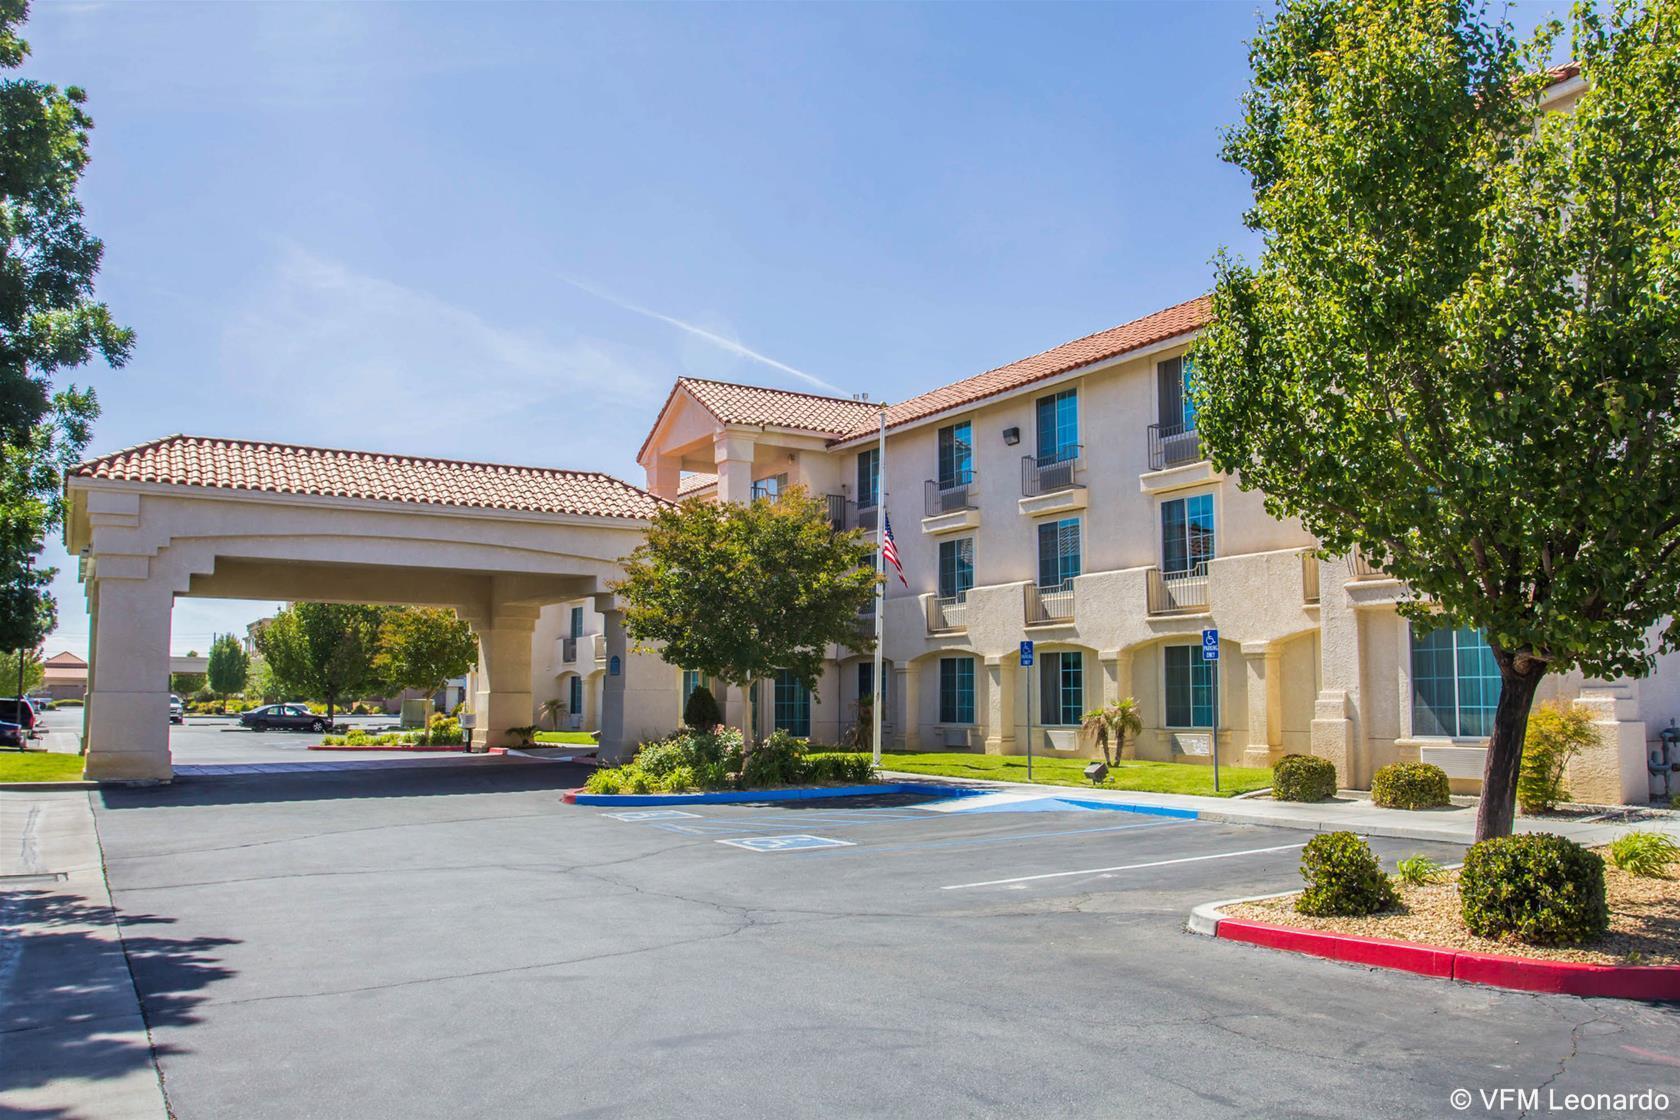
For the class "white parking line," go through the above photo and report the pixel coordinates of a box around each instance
[939,841,1309,890]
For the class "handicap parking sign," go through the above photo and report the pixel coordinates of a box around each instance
[1202,628,1220,661]
[1019,640,1035,667]
[717,834,856,853]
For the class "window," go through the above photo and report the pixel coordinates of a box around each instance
[1411,624,1502,738]
[751,473,787,500]
[856,661,887,707]
[1164,645,1215,727]
[937,422,973,488]
[939,657,976,724]
[568,676,583,717]
[1037,651,1084,726]
[568,606,584,638]
[856,448,880,508]
[938,537,974,600]
[1156,355,1198,432]
[1161,494,1215,575]
[681,670,709,707]
[1035,390,1079,463]
[773,669,811,737]
[1036,518,1081,588]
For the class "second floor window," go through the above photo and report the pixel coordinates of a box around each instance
[856,448,880,508]
[751,473,787,501]
[1157,355,1198,433]
[937,421,973,488]
[568,606,584,638]
[1037,518,1081,589]
[1035,389,1078,464]
[1161,494,1215,576]
[938,537,974,601]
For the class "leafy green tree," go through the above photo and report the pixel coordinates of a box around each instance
[255,603,387,723]
[372,607,476,700]
[1193,0,1680,839]
[169,671,205,696]
[206,633,249,712]
[245,656,279,704]
[0,1,133,655]
[0,646,41,694]
[615,489,877,731]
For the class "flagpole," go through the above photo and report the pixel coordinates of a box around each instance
[871,405,886,767]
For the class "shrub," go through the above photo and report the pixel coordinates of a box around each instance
[507,724,539,746]
[1608,831,1679,878]
[1295,832,1398,916]
[683,685,722,732]
[1370,762,1451,810]
[1518,701,1597,813]
[803,752,875,784]
[1459,833,1608,945]
[741,729,807,788]
[56,698,83,707]
[1272,754,1337,802]
[1394,854,1447,887]
[422,715,465,747]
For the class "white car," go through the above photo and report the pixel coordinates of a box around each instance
[169,694,185,724]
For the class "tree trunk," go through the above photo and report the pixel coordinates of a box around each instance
[1474,655,1548,842]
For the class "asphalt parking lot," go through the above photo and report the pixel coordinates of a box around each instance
[77,761,1680,1120]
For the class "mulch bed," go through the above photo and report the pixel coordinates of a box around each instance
[1225,854,1680,967]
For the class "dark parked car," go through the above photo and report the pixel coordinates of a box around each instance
[239,704,330,733]
[0,698,39,735]
[0,719,25,749]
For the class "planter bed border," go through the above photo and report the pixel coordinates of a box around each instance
[1192,900,1680,1001]
[562,782,981,806]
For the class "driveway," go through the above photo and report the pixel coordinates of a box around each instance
[36,708,438,766]
[75,765,1680,1119]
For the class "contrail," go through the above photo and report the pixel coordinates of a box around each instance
[558,274,845,395]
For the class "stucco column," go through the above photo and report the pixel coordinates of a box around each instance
[596,608,630,760]
[1242,642,1284,768]
[983,656,1016,754]
[1310,556,1360,785]
[896,664,921,749]
[646,453,681,503]
[83,574,174,782]
[472,604,540,750]
[714,433,756,504]
[1099,648,1135,758]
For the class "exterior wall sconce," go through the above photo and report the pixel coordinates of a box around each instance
[1002,427,1021,446]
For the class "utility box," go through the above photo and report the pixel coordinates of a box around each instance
[400,698,433,730]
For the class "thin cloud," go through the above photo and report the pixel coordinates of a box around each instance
[559,275,845,395]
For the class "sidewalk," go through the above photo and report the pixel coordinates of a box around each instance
[0,788,170,1120]
[877,769,1678,847]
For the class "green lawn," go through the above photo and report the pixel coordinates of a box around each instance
[0,752,86,783]
[532,731,598,745]
[879,751,1272,798]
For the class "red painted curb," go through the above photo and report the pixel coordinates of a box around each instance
[561,788,582,804]
[1216,918,1680,1000]
[307,744,468,753]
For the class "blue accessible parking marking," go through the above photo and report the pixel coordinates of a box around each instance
[604,809,702,822]
[718,834,856,852]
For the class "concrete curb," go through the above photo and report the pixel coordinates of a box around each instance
[1187,895,1680,1001]
[0,779,98,791]
[562,782,983,807]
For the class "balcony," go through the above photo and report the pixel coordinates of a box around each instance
[1024,581,1075,626]
[1147,566,1211,615]
[823,496,880,533]
[926,593,969,634]
[561,636,579,663]
[922,475,980,534]
[1301,550,1321,604]
[591,633,606,663]
[1146,422,1203,471]
[1021,447,1082,497]
[1346,547,1397,581]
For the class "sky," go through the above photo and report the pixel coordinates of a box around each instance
[23,0,1567,659]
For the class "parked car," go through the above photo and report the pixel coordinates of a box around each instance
[0,719,24,749]
[169,695,185,724]
[239,703,330,733]
[0,698,39,736]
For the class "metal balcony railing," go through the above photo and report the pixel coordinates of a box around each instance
[1147,422,1203,471]
[1021,447,1083,497]
[1147,566,1210,615]
[927,594,969,633]
[1024,581,1075,625]
[1301,551,1321,603]
[825,493,848,531]
[591,634,606,662]
[1345,547,1393,580]
[561,636,578,663]
[823,496,879,533]
[924,475,978,518]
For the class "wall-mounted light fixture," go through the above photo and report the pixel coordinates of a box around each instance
[1002,426,1021,446]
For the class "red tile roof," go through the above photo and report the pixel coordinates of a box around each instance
[73,435,667,520]
[677,472,718,496]
[677,377,883,435]
[832,294,1212,443]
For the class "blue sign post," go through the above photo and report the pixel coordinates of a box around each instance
[1020,641,1035,782]
[1201,629,1220,792]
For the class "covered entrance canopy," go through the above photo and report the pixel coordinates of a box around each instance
[66,435,671,781]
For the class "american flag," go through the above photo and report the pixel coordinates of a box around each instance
[881,513,908,586]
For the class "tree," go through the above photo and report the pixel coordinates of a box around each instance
[169,671,205,696]
[0,646,40,694]
[372,607,477,701]
[1193,0,1680,840]
[0,1,133,655]
[245,656,279,703]
[540,697,567,731]
[254,603,387,723]
[1082,696,1143,767]
[615,489,877,733]
[206,633,249,712]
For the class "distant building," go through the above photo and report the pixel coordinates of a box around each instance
[41,651,88,701]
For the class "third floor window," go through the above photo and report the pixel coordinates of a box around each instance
[937,421,973,489]
[856,448,880,508]
[568,606,584,638]
[1157,355,1198,433]
[1035,389,1078,464]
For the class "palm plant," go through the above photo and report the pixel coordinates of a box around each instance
[1081,697,1143,767]
[540,698,568,731]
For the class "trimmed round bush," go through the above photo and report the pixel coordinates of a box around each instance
[1273,753,1337,802]
[1295,831,1398,916]
[1370,762,1451,810]
[1459,833,1609,946]
[682,685,722,732]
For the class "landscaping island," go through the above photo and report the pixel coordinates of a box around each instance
[880,751,1273,798]
[0,752,84,783]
